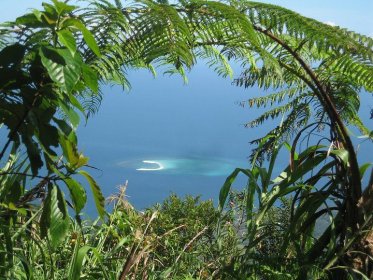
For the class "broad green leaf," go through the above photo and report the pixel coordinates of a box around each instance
[63,18,101,57]
[39,46,82,93]
[42,3,58,18]
[59,132,79,165]
[330,149,349,166]
[51,186,70,248]
[59,99,80,128]
[33,9,56,25]
[246,167,260,233]
[37,122,59,155]
[22,135,43,176]
[0,43,25,67]
[59,132,88,168]
[51,0,77,14]
[40,185,70,248]
[54,118,73,137]
[15,13,48,28]
[79,170,105,218]
[63,178,87,214]
[57,30,76,55]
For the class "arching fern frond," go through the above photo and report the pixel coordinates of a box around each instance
[196,45,233,78]
[239,87,301,109]
[239,1,373,62]
[249,102,311,162]
[244,95,307,128]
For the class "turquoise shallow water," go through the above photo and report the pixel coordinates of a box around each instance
[118,157,239,176]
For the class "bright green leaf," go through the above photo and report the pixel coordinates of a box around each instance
[330,149,349,166]
[40,185,70,248]
[39,46,82,93]
[63,178,87,214]
[69,244,92,280]
[51,0,77,14]
[63,18,101,57]
[57,30,76,55]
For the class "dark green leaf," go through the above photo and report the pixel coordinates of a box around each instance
[22,136,43,176]
[0,43,25,67]
[53,118,73,137]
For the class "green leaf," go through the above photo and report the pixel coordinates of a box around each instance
[0,43,26,67]
[359,163,372,178]
[69,244,92,280]
[54,118,73,137]
[79,170,105,218]
[82,64,99,93]
[219,168,252,210]
[63,178,87,214]
[59,132,88,169]
[68,92,85,114]
[59,132,78,162]
[57,30,77,56]
[51,0,77,14]
[330,149,349,166]
[15,13,48,28]
[37,123,59,155]
[39,46,82,93]
[63,18,101,57]
[40,185,70,248]
[33,9,56,25]
[22,136,43,176]
[59,99,80,128]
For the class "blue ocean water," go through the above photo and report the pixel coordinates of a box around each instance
[78,64,261,213]
[77,63,373,215]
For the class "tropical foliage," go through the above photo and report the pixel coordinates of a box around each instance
[0,0,372,279]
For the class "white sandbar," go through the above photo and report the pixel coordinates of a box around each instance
[136,160,164,171]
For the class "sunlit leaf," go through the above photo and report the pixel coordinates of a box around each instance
[57,30,76,55]
[39,46,82,93]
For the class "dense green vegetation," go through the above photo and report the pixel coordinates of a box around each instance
[0,0,372,279]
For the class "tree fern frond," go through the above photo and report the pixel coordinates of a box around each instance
[196,45,233,78]
[79,88,104,118]
[240,88,301,108]
[241,1,373,62]
[244,95,308,128]
[323,55,373,92]
[249,102,311,162]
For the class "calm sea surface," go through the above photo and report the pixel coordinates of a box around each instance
[78,64,373,216]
